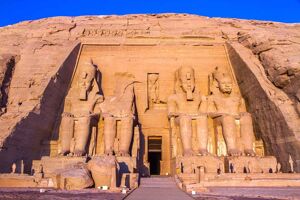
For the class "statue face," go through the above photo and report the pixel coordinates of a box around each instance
[79,66,96,100]
[218,77,233,94]
[179,67,195,93]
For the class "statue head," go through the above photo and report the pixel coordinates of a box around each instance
[175,66,195,100]
[113,72,135,96]
[78,60,97,100]
[213,68,233,94]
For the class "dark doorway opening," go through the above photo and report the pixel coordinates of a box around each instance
[148,136,162,175]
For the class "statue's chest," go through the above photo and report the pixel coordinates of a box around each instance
[214,96,240,110]
[177,96,200,110]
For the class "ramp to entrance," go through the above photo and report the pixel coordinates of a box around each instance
[124,177,194,200]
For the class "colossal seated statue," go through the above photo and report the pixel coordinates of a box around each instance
[59,60,103,156]
[100,72,136,157]
[208,68,255,156]
[168,66,208,156]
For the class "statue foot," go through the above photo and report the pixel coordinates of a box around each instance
[104,150,114,156]
[117,151,130,157]
[183,150,194,157]
[228,149,241,157]
[244,149,256,157]
[198,149,209,156]
[59,151,70,156]
[73,150,85,157]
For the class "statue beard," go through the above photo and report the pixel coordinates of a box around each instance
[182,84,194,101]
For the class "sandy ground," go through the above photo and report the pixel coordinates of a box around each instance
[194,187,300,200]
[0,188,126,200]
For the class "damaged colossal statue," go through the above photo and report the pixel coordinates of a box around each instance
[168,66,208,156]
[100,72,136,157]
[59,60,103,156]
[208,68,255,156]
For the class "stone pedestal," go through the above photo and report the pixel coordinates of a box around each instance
[116,156,137,173]
[40,156,87,177]
[0,174,37,187]
[116,156,139,188]
[120,173,139,189]
[87,156,118,189]
[56,166,94,190]
[225,156,277,173]
[177,155,224,174]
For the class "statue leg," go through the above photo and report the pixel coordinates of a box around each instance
[60,113,74,155]
[74,116,91,156]
[240,113,255,156]
[104,116,116,155]
[178,115,194,156]
[221,115,240,156]
[118,117,133,156]
[196,115,208,156]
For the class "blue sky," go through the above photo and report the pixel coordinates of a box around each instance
[0,0,300,27]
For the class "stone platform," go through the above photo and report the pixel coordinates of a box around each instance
[38,156,87,177]
[177,173,300,192]
[0,174,37,187]
[175,155,224,174]
[225,156,277,173]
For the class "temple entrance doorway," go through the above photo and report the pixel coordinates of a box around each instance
[148,136,162,175]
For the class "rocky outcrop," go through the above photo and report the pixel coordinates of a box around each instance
[0,14,299,172]
[0,54,18,116]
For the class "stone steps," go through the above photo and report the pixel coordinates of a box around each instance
[125,176,193,200]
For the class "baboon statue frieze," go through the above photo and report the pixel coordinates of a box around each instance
[208,67,255,156]
[100,72,136,157]
[168,66,208,157]
[59,60,103,156]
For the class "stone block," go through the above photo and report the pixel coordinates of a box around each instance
[40,156,87,177]
[87,156,118,189]
[177,155,224,174]
[56,165,94,190]
[120,173,139,189]
[225,156,277,173]
[116,156,137,173]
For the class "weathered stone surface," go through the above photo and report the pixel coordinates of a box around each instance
[56,164,94,190]
[0,14,299,175]
[87,156,118,188]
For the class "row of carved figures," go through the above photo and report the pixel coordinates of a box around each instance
[168,66,256,157]
[58,60,257,158]
[59,59,136,157]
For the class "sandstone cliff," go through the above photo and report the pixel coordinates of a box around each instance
[0,14,299,172]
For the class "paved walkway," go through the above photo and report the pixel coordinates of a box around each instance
[124,176,193,200]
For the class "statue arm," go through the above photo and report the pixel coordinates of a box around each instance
[239,98,248,114]
[89,94,104,115]
[167,95,178,118]
[199,95,208,113]
[207,96,218,117]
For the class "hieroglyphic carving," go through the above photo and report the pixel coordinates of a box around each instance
[82,28,151,38]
